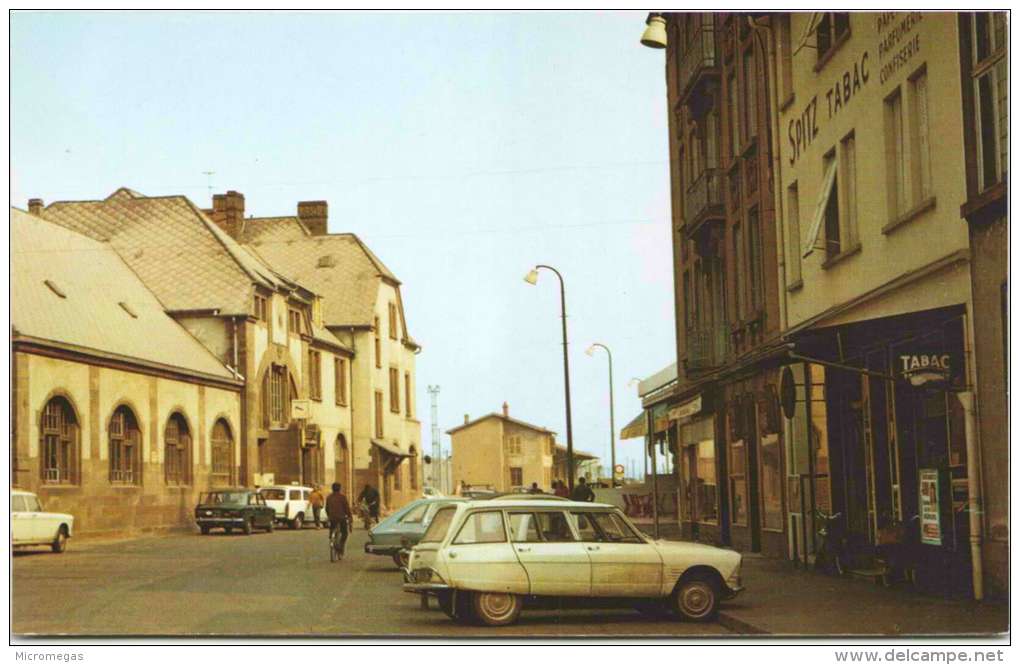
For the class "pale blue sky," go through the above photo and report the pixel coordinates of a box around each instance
[11,10,674,480]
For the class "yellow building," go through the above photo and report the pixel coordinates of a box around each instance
[448,403,555,492]
[12,208,243,537]
[773,12,991,597]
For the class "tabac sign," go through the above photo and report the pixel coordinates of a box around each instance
[898,353,952,386]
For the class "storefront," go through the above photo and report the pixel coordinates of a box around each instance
[788,305,973,595]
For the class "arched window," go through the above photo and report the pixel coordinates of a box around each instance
[41,396,79,485]
[109,406,141,485]
[211,419,233,487]
[164,413,192,486]
[409,445,418,491]
[261,364,293,428]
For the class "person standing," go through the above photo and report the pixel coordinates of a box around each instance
[570,476,595,502]
[357,483,381,527]
[325,482,353,559]
[309,485,325,529]
[528,482,542,494]
[554,480,569,498]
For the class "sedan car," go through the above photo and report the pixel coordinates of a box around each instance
[366,497,466,567]
[403,499,743,626]
[195,489,276,535]
[11,490,74,553]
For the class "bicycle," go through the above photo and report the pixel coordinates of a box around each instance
[328,521,349,562]
[358,500,379,531]
[814,509,846,576]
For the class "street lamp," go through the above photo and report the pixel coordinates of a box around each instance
[586,343,617,487]
[640,13,668,49]
[524,264,575,492]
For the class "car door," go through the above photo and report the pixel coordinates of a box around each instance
[571,510,662,597]
[25,494,56,542]
[11,495,31,544]
[256,494,272,526]
[508,510,591,597]
[444,509,528,594]
[288,489,302,519]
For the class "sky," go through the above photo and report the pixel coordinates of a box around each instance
[11,10,675,480]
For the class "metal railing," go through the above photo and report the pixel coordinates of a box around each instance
[677,22,718,101]
[684,168,724,227]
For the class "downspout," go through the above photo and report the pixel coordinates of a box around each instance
[348,326,357,495]
[235,316,248,486]
[956,388,984,600]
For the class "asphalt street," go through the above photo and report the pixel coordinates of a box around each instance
[13,525,733,638]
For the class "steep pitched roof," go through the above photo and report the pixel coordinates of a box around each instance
[11,208,238,383]
[446,412,556,436]
[40,189,288,315]
[238,215,309,244]
[246,233,397,328]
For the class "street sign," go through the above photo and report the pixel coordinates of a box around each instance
[291,399,310,419]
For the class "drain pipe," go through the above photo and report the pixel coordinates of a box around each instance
[956,390,984,600]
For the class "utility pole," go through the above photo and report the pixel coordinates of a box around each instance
[428,385,441,492]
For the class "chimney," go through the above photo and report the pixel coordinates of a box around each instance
[298,200,328,236]
[502,402,509,418]
[464,414,470,425]
[210,190,245,239]
[27,199,43,216]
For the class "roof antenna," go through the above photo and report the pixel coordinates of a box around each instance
[202,171,215,199]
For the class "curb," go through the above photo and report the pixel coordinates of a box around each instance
[718,611,770,635]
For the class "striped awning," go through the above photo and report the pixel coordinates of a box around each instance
[620,403,672,440]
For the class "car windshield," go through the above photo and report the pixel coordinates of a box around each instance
[201,492,248,505]
[421,506,457,543]
[260,489,285,500]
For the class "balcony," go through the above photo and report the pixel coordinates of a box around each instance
[685,325,731,373]
[676,21,719,110]
[683,168,725,239]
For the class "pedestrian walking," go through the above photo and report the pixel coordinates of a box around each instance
[325,482,353,560]
[570,476,596,502]
[553,479,569,498]
[357,483,381,528]
[309,485,325,528]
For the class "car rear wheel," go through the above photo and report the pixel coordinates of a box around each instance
[51,527,68,554]
[200,525,210,535]
[471,591,522,626]
[265,519,274,533]
[243,518,254,535]
[290,514,303,530]
[673,575,719,622]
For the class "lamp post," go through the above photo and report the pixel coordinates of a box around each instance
[586,343,617,487]
[524,265,575,492]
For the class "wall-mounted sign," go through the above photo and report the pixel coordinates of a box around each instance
[898,353,952,386]
[919,468,942,546]
[668,395,702,422]
[291,399,311,419]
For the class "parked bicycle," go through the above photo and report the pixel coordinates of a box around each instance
[814,509,846,576]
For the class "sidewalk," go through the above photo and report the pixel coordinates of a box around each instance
[716,555,1008,637]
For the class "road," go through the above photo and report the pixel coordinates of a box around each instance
[13,526,733,637]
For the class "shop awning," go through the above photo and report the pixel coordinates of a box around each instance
[620,403,673,440]
[371,439,412,458]
[620,412,646,440]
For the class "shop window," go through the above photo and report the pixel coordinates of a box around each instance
[40,396,78,485]
[696,439,718,523]
[164,413,191,486]
[971,12,1008,191]
[728,405,747,526]
[816,13,850,66]
[760,433,783,530]
[109,406,141,485]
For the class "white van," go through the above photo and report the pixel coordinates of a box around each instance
[257,485,314,529]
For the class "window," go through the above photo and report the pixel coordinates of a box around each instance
[742,46,757,143]
[453,511,507,544]
[308,350,322,401]
[509,513,543,542]
[164,413,191,486]
[389,367,400,412]
[680,417,716,524]
[682,270,692,330]
[506,435,522,455]
[253,294,267,321]
[510,467,523,487]
[536,511,576,542]
[11,495,27,513]
[388,302,398,339]
[777,14,794,106]
[746,208,763,312]
[822,149,841,258]
[786,182,802,286]
[696,439,718,523]
[374,391,384,438]
[335,359,348,406]
[40,397,78,485]
[728,72,740,160]
[404,371,412,417]
[732,222,744,318]
[422,506,457,543]
[211,419,233,486]
[570,512,601,541]
[728,403,748,526]
[840,133,857,247]
[109,406,141,485]
[264,365,288,426]
[374,316,382,368]
[760,433,783,530]
[909,69,933,202]
[816,12,850,64]
[885,89,908,217]
[972,12,1008,190]
[401,503,429,524]
[591,512,644,543]
[288,308,302,335]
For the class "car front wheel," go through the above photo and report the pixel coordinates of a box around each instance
[290,514,303,530]
[51,527,68,554]
[265,519,274,533]
[673,575,719,622]
[471,591,522,626]
[243,518,254,535]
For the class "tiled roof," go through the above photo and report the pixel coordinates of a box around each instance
[446,413,556,436]
[11,208,238,382]
[247,233,393,328]
[238,216,309,244]
[40,189,287,315]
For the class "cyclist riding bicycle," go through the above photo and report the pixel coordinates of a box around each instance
[357,483,381,528]
[325,482,353,560]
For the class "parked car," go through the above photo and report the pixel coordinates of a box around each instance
[195,489,276,535]
[489,493,569,501]
[11,490,74,553]
[460,488,498,500]
[366,497,467,568]
[257,484,313,529]
[403,499,743,626]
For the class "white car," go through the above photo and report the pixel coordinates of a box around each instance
[403,499,743,626]
[257,485,315,529]
[11,490,74,554]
